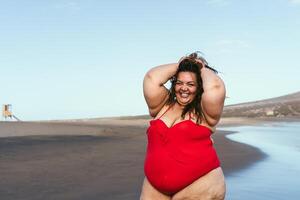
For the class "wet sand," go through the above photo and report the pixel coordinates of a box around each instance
[1,117,296,200]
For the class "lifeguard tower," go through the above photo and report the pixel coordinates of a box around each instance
[2,104,21,121]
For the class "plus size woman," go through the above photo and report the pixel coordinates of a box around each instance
[140,52,226,200]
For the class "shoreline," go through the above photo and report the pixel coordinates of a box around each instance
[216,116,300,175]
[0,117,299,199]
[214,129,267,176]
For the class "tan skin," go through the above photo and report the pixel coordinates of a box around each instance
[140,59,226,200]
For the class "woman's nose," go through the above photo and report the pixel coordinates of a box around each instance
[181,84,188,91]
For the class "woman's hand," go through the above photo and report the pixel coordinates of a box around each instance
[194,59,205,69]
[179,56,204,70]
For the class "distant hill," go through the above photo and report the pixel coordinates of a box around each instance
[77,91,300,121]
[222,91,300,118]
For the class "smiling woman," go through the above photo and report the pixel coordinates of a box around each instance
[166,56,206,125]
[175,73,198,105]
[140,52,226,200]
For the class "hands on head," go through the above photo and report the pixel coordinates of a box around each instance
[178,53,205,70]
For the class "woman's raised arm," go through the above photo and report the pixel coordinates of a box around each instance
[200,67,226,127]
[143,63,178,117]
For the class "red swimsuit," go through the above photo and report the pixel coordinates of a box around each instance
[144,106,220,195]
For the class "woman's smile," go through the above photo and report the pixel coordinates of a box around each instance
[175,72,197,106]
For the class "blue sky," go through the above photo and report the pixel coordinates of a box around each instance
[1,0,299,120]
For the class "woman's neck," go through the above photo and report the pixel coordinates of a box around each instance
[174,101,185,110]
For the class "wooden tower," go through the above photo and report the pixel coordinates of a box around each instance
[2,104,21,121]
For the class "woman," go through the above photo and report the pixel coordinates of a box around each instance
[140,52,226,200]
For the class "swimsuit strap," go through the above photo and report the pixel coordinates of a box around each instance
[157,105,194,121]
[158,105,172,119]
[158,106,193,120]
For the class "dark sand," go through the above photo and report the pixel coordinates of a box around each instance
[0,119,270,200]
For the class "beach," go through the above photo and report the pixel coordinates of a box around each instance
[0,117,298,200]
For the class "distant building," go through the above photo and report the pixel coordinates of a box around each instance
[265,109,274,116]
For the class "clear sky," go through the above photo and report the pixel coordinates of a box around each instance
[1,0,299,120]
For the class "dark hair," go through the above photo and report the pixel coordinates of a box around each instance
[166,52,218,124]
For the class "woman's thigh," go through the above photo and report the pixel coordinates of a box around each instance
[171,167,226,200]
[140,177,172,200]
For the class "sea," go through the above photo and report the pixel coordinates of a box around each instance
[221,122,300,200]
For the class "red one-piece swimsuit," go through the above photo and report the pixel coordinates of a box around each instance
[144,106,220,195]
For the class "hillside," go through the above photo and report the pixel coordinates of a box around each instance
[222,91,300,118]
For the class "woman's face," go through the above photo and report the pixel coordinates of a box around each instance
[174,72,198,106]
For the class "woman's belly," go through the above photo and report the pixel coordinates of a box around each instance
[144,145,220,194]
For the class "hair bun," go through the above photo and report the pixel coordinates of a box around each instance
[188,52,198,59]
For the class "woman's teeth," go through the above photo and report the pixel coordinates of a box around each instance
[180,93,189,98]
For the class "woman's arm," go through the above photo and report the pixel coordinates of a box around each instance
[143,63,178,117]
[200,67,226,127]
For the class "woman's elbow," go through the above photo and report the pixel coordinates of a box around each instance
[144,71,153,82]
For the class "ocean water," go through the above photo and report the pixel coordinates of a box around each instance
[221,122,300,200]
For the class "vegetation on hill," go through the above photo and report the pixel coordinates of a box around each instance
[222,91,300,118]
